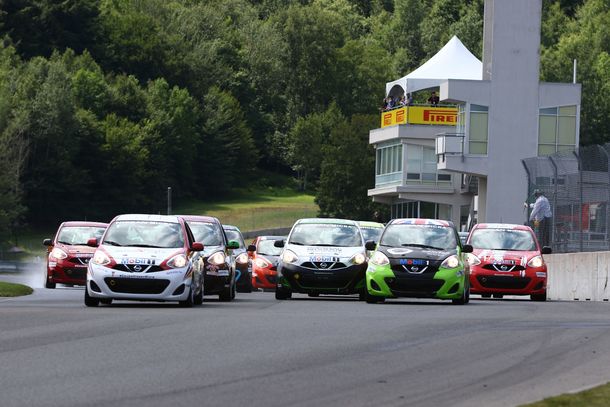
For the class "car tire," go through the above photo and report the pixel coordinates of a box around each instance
[194,284,204,305]
[84,287,99,307]
[237,274,253,293]
[275,285,292,300]
[492,294,503,299]
[307,293,319,297]
[219,283,234,302]
[531,292,547,302]
[45,280,56,289]
[358,287,366,301]
[481,293,492,298]
[452,284,470,305]
[179,285,195,308]
[364,288,385,304]
[100,298,113,305]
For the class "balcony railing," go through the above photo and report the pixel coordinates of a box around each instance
[380,104,458,128]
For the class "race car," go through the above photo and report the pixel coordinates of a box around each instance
[274,218,367,300]
[43,221,108,288]
[222,224,252,293]
[365,218,472,305]
[85,214,205,307]
[466,223,551,301]
[248,235,285,290]
[358,221,385,256]
[183,216,238,301]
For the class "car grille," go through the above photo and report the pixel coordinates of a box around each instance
[104,277,170,294]
[477,275,531,289]
[111,264,164,273]
[69,257,91,266]
[385,276,444,296]
[295,273,349,289]
[300,262,347,270]
[63,268,87,280]
[482,264,525,272]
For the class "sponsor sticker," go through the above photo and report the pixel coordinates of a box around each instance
[536,272,547,278]
[120,257,155,265]
[310,256,338,262]
[399,259,429,266]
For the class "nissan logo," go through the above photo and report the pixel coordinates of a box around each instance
[133,265,142,272]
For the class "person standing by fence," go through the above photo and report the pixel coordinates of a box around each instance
[529,189,552,247]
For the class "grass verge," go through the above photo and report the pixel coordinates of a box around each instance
[523,382,610,406]
[0,281,33,297]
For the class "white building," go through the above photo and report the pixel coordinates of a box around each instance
[368,0,581,228]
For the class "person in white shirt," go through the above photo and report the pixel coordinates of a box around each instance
[528,190,552,247]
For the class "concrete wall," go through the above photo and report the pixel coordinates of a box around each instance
[546,252,610,301]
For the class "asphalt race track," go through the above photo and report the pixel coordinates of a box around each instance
[2,264,610,407]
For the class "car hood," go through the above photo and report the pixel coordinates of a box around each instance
[101,246,182,266]
[201,245,224,257]
[287,245,363,260]
[377,246,456,261]
[256,254,280,266]
[56,243,97,256]
[473,248,539,266]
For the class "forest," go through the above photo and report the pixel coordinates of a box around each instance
[0,0,608,238]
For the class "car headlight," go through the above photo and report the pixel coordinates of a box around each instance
[92,250,111,266]
[527,255,544,268]
[465,253,481,266]
[350,253,366,265]
[370,251,389,266]
[281,249,298,264]
[254,257,270,268]
[441,255,460,269]
[208,251,227,266]
[49,248,67,260]
[167,254,188,269]
[236,253,249,264]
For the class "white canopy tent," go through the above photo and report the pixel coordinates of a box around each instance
[385,36,482,97]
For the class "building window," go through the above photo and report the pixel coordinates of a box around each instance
[375,142,403,186]
[406,144,451,185]
[391,202,451,220]
[538,105,577,156]
[469,104,488,155]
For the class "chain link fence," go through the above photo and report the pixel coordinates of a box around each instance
[523,144,610,253]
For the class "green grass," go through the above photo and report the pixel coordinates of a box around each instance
[523,382,610,406]
[0,281,33,297]
[176,187,318,232]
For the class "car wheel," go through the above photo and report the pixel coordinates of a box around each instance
[358,287,366,301]
[452,284,470,305]
[365,288,385,304]
[44,270,56,289]
[275,285,292,300]
[492,294,504,299]
[100,298,113,305]
[481,293,492,298]
[531,292,547,302]
[219,283,233,302]
[237,274,253,293]
[231,281,236,300]
[194,283,204,305]
[84,287,99,307]
[179,285,195,308]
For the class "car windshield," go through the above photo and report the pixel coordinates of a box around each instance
[57,226,106,245]
[188,222,223,246]
[257,239,282,256]
[289,224,362,247]
[361,227,383,243]
[380,224,457,250]
[103,221,184,248]
[469,229,537,251]
[224,230,244,248]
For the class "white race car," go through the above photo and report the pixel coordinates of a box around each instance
[85,214,205,307]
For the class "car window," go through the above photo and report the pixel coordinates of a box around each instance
[361,227,383,243]
[224,230,245,248]
[257,239,282,256]
[103,221,184,248]
[469,229,537,251]
[380,224,457,250]
[57,226,106,245]
[188,222,223,246]
[289,224,362,247]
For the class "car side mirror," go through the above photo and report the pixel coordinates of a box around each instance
[247,244,256,253]
[541,246,552,255]
[43,238,52,246]
[274,239,285,248]
[191,242,204,251]
[86,238,99,247]
[227,240,240,250]
[365,240,377,251]
[462,244,473,253]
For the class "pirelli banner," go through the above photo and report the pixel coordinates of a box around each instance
[380,106,458,128]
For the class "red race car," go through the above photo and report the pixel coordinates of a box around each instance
[249,236,285,290]
[466,223,551,301]
[43,221,108,288]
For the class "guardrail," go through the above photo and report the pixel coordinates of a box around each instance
[546,251,610,301]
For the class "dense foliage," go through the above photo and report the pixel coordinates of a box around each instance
[0,0,606,235]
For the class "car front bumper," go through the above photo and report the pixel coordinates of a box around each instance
[469,265,546,295]
[278,262,367,294]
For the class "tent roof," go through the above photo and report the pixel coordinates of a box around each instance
[385,36,482,96]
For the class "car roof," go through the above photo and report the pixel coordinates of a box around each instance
[257,235,285,240]
[358,221,384,228]
[295,218,357,226]
[474,223,532,231]
[389,218,453,227]
[180,215,220,224]
[60,221,108,227]
[112,214,182,224]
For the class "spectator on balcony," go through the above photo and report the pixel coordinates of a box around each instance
[406,93,414,106]
[427,91,439,106]
[398,95,406,106]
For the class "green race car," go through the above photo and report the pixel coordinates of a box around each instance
[364,218,472,305]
